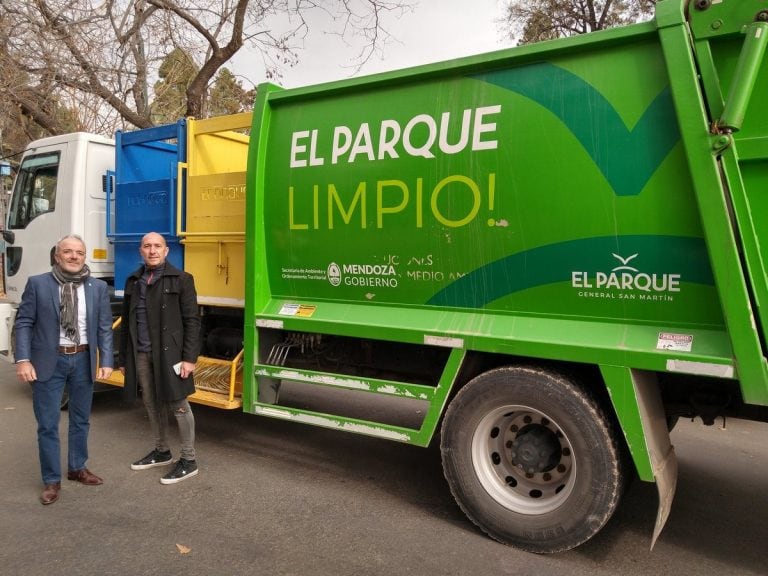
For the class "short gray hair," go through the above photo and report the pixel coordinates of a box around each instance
[55,234,86,253]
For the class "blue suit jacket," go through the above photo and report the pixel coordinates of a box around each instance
[14,272,114,382]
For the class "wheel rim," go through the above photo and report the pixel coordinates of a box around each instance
[471,404,576,515]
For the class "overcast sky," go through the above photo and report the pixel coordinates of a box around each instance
[233,0,510,89]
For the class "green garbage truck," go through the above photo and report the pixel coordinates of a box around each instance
[3,0,765,555]
[242,0,768,553]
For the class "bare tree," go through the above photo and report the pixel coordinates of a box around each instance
[0,0,414,140]
[0,14,82,158]
[501,0,656,45]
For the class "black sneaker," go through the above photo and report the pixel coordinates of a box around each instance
[160,458,198,484]
[131,449,173,470]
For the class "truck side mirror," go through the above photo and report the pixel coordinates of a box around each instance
[1,230,14,245]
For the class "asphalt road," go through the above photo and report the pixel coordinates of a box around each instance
[1,358,766,576]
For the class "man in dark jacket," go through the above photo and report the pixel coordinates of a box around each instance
[119,232,201,484]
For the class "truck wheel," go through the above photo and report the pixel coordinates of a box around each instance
[440,366,625,553]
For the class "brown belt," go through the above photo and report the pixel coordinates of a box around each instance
[58,344,89,355]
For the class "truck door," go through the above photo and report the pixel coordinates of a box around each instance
[3,145,67,303]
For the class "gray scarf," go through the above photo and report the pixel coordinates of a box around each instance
[51,264,91,345]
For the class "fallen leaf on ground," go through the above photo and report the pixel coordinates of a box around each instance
[176,544,191,554]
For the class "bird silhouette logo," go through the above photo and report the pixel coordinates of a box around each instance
[611,253,639,272]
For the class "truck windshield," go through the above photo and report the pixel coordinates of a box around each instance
[8,151,59,229]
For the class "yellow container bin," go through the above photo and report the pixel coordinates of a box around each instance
[179,112,251,308]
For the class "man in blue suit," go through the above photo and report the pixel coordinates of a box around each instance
[14,234,114,505]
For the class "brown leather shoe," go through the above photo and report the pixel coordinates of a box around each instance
[67,468,103,486]
[41,482,61,505]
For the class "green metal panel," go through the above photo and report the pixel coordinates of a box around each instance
[258,36,724,328]
[244,83,283,410]
[253,300,734,373]
[601,365,653,481]
[679,1,768,405]
[688,0,768,39]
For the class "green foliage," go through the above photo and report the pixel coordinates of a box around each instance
[150,51,254,122]
[207,68,255,117]
[151,49,199,125]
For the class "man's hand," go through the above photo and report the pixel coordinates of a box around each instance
[180,361,196,379]
[97,367,113,380]
[15,360,37,383]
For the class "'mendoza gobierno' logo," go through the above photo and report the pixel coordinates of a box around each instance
[571,253,681,294]
[327,261,398,288]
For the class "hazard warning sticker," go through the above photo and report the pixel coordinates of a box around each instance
[657,332,693,352]
[278,303,317,318]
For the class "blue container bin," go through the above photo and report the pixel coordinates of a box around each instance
[108,121,186,293]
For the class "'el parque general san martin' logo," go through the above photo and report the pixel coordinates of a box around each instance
[427,236,706,309]
[571,253,681,301]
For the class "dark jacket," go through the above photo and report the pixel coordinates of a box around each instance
[119,262,200,402]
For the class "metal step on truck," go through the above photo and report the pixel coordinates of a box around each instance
[3,0,768,554]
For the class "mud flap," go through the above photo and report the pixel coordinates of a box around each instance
[631,370,678,549]
[602,367,678,548]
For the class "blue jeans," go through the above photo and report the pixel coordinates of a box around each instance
[32,352,93,484]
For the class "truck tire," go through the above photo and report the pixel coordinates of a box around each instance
[440,366,625,553]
